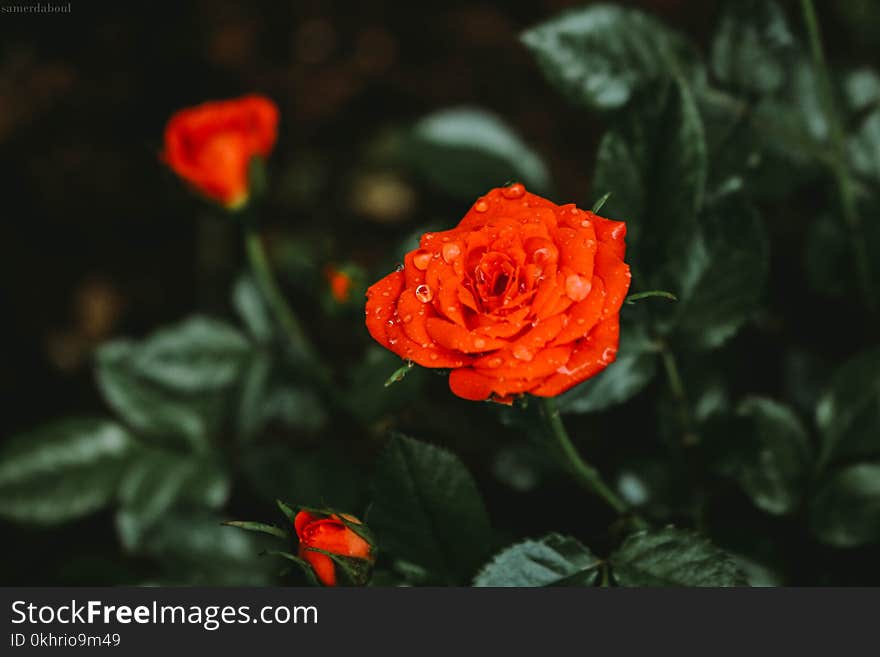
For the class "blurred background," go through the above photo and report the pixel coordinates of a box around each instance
[2,0,880,585]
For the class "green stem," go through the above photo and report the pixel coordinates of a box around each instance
[242,220,319,365]
[658,342,698,446]
[539,397,645,526]
[800,0,875,312]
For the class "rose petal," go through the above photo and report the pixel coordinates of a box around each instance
[365,270,404,349]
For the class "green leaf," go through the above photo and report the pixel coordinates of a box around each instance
[711,0,794,95]
[129,316,251,393]
[473,534,600,587]
[594,80,707,282]
[849,110,880,182]
[844,68,880,113]
[521,4,702,111]
[276,499,298,525]
[139,511,276,585]
[0,418,133,524]
[610,527,748,586]
[406,107,551,198]
[558,323,657,414]
[384,361,413,388]
[95,340,220,452]
[368,434,494,584]
[816,347,880,464]
[265,551,320,585]
[223,521,289,540]
[590,191,612,213]
[625,290,678,304]
[669,198,769,349]
[810,463,880,548]
[115,449,230,551]
[232,274,274,343]
[733,397,812,515]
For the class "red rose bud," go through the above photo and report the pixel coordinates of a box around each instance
[294,511,374,586]
[162,95,279,210]
[326,266,354,303]
[365,184,631,402]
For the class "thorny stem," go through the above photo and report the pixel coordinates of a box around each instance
[800,0,875,313]
[539,397,647,528]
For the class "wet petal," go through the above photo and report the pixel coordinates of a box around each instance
[426,318,506,353]
[365,270,404,349]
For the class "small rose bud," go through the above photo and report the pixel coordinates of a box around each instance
[162,95,279,210]
[294,510,375,586]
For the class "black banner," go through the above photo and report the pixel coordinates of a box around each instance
[0,587,875,654]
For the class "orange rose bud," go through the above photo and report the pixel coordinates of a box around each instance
[162,95,279,210]
[294,511,374,586]
[326,266,354,303]
[365,184,631,402]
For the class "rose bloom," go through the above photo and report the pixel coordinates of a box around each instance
[366,184,630,402]
[294,511,373,586]
[162,95,278,209]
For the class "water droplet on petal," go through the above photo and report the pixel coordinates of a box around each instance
[386,319,395,327]
[474,200,489,213]
[513,344,534,361]
[395,263,405,272]
[581,219,591,228]
[473,337,487,349]
[442,242,462,263]
[415,284,433,303]
[601,347,617,363]
[413,249,432,270]
[403,314,413,323]
[487,357,503,368]
[502,183,525,199]
[429,353,439,361]
[565,274,591,302]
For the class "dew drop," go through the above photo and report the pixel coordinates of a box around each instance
[513,344,534,361]
[581,219,591,228]
[429,353,439,361]
[415,284,433,303]
[413,249,432,270]
[385,319,395,327]
[403,314,413,323]
[565,274,592,302]
[601,347,617,363]
[395,263,405,272]
[473,337,487,350]
[487,357,503,368]
[442,242,462,263]
[474,200,489,213]
[502,183,525,199]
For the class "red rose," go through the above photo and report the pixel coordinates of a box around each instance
[365,184,631,402]
[162,95,279,209]
[294,511,373,586]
